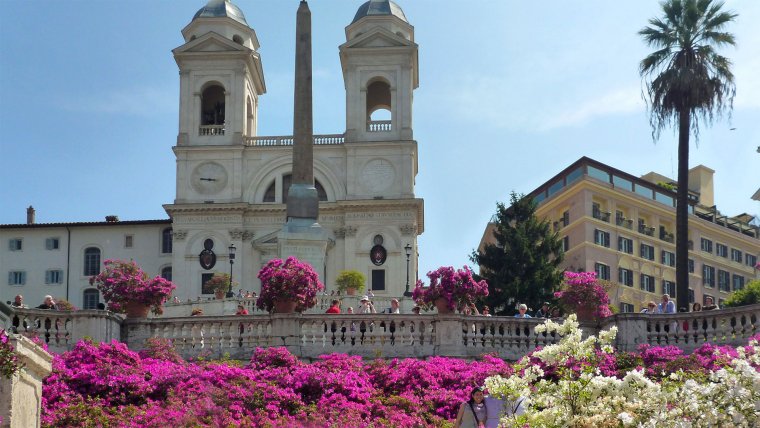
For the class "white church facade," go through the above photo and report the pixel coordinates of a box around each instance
[1,0,424,308]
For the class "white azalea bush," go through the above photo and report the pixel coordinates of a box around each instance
[485,314,760,427]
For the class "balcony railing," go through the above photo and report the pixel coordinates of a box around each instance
[638,224,655,236]
[660,231,674,243]
[616,217,633,230]
[199,125,225,136]
[592,209,611,222]
[367,120,391,132]
[243,134,345,147]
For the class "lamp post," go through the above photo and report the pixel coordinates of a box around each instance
[403,243,412,297]
[226,244,236,298]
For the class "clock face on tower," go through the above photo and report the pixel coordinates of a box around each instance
[190,162,228,195]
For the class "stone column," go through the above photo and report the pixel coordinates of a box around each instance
[0,335,53,428]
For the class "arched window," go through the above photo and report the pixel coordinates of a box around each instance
[366,80,391,132]
[161,266,172,281]
[162,228,173,254]
[83,247,101,276]
[200,84,225,135]
[263,180,276,202]
[83,289,100,310]
[246,96,254,136]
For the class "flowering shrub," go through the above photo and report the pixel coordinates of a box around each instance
[485,315,760,427]
[89,259,176,315]
[1,329,21,379]
[412,265,489,311]
[256,257,324,312]
[203,272,236,294]
[41,341,510,427]
[554,271,612,319]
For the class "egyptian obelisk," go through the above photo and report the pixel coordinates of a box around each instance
[278,0,328,280]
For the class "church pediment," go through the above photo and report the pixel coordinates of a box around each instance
[341,27,413,50]
[174,32,250,54]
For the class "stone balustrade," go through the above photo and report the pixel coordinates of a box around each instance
[367,120,391,132]
[243,134,344,146]
[1,307,122,354]
[3,302,759,360]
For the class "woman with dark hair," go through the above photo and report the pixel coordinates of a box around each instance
[454,386,487,428]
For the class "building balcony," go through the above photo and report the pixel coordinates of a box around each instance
[616,217,633,230]
[638,224,655,236]
[243,134,345,147]
[367,120,391,132]
[199,125,225,136]
[592,209,611,223]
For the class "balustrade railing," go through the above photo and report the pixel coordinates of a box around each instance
[4,302,759,360]
[367,120,391,132]
[199,125,225,136]
[243,134,344,146]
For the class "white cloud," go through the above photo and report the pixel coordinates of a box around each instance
[541,85,644,130]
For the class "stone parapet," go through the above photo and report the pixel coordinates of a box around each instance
[0,335,53,428]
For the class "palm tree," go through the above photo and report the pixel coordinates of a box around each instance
[639,0,736,311]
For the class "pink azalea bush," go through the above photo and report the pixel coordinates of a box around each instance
[1,329,20,379]
[412,266,489,311]
[554,271,612,319]
[256,257,324,312]
[41,341,511,427]
[89,259,176,315]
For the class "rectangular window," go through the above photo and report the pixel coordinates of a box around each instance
[619,302,635,313]
[587,166,609,183]
[730,249,743,263]
[201,273,215,295]
[562,236,569,252]
[46,238,60,250]
[618,268,633,287]
[594,263,610,280]
[746,254,757,268]
[688,259,695,273]
[640,244,655,261]
[716,243,728,258]
[702,264,715,287]
[8,239,22,251]
[371,269,386,291]
[45,269,63,284]
[688,289,695,304]
[634,184,654,199]
[654,192,674,206]
[661,250,675,267]
[612,175,633,191]
[618,237,633,254]
[640,274,655,293]
[700,238,713,253]
[125,235,134,248]
[8,271,26,285]
[663,280,676,296]
[717,270,730,292]
[732,274,744,291]
[594,229,610,247]
[561,211,570,226]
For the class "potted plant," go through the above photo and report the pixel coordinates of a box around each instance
[204,273,235,300]
[255,257,324,313]
[90,259,176,318]
[412,266,489,314]
[335,270,366,296]
[554,271,612,322]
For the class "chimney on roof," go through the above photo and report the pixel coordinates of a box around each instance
[26,206,35,224]
[105,215,119,222]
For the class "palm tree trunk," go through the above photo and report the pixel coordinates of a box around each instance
[676,109,691,311]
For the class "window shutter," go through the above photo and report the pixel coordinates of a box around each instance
[45,270,50,284]
[20,272,26,285]
[8,240,14,251]
[8,272,12,285]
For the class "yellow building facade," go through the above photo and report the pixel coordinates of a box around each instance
[479,157,760,312]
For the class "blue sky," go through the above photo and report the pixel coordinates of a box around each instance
[1,0,758,278]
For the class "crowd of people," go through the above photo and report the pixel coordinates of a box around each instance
[8,294,60,310]
[640,293,720,315]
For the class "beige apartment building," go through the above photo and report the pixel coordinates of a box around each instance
[479,157,760,312]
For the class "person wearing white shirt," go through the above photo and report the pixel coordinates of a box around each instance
[657,294,676,314]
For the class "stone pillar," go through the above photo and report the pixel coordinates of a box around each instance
[269,314,303,356]
[0,335,53,428]
[434,315,465,358]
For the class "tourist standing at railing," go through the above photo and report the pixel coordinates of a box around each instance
[703,296,719,311]
[10,295,28,309]
[692,302,702,312]
[481,306,492,316]
[641,301,657,313]
[657,294,676,314]
[381,299,400,314]
[36,295,57,310]
[358,296,376,314]
[514,304,532,318]
[326,299,341,314]
[235,305,249,315]
[534,302,550,318]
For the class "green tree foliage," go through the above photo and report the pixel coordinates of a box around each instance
[335,270,366,293]
[470,192,564,315]
[723,279,760,307]
[639,0,736,311]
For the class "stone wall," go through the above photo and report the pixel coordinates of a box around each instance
[0,335,52,428]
